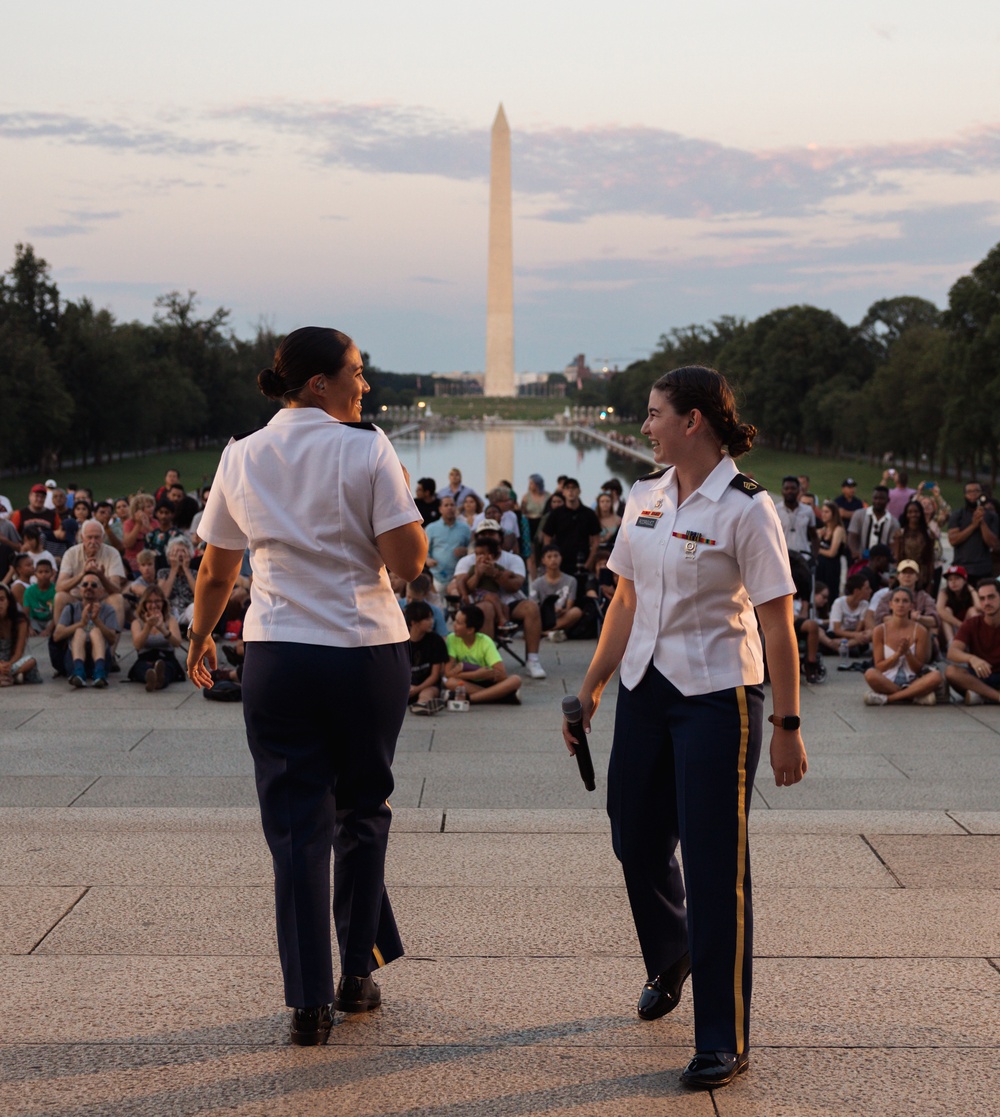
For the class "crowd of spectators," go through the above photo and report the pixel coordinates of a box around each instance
[6,459,1000,713]
[775,470,1000,707]
[0,469,246,692]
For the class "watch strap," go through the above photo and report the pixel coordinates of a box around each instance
[768,714,801,731]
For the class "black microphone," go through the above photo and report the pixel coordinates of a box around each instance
[561,695,596,792]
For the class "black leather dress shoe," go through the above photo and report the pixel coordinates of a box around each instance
[637,951,691,1020]
[289,1003,333,1046]
[335,974,381,1013]
[680,1050,749,1088]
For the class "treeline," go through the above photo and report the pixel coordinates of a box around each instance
[0,243,417,474]
[607,240,1000,482]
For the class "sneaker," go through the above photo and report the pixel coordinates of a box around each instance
[863,691,887,706]
[546,629,567,643]
[501,691,522,705]
[804,662,823,685]
[527,660,547,680]
[92,675,109,689]
[913,692,937,706]
[145,668,158,693]
[69,674,85,689]
[964,691,984,706]
[410,702,431,715]
[424,697,446,714]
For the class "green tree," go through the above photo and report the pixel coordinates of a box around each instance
[943,241,1000,481]
[0,243,60,344]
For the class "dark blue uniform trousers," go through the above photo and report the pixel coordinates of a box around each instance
[608,666,763,1055]
[241,640,410,1008]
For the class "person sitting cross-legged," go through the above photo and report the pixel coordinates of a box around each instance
[863,587,943,705]
[52,573,120,688]
[128,585,185,691]
[443,604,522,705]
[454,521,546,679]
[405,600,448,715]
[944,577,1000,705]
[531,545,583,641]
[829,573,874,658]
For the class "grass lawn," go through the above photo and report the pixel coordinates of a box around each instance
[3,449,227,511]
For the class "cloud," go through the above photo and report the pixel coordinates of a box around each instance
[220,101,1000,223]
[0,111,247,157]
[25,224,92,238]
[7,100,1000,236]
[25,208,124,238]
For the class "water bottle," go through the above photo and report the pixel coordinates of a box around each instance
[456,685,467,704]
[839,639,850,669]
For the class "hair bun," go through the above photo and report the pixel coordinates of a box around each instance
[257,367,283,400]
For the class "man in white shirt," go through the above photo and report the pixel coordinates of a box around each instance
[828,574,873,654]
[774,476,815,565]
[55,519,127,626]
[453,520,547,678]
[847,486,900,562]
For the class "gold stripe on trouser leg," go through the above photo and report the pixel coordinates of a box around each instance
[732,686,750,1055]
[372,945,385,968]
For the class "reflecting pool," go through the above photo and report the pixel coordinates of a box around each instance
[390,425,654,502]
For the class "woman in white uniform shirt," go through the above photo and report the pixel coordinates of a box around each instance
[188,327,426,1046]
[565,366,807,1089]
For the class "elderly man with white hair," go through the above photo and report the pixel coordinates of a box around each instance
[55,518,127,626]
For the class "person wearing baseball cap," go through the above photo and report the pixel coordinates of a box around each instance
[871,558,939,651]
[9,485,62,541]
[834,477,865,527]
[937,565,978,647]
[453,519,548,678]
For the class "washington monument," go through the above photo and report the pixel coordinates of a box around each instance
[485,104,515,397]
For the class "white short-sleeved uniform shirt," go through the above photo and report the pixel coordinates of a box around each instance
[453,548,527,605]
[197,408,420,648]
[609,456,795,696]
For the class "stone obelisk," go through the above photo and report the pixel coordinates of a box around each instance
[485,104,515,397]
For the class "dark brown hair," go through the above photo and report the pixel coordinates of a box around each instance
[258,326,353,402]
[652,365,756,458]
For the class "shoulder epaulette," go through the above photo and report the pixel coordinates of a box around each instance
[231,428,259,441]
[636,468,668,482]
[730,473,763,497]
[341,421,378,431]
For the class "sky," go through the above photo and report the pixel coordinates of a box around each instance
[3,1,999,373]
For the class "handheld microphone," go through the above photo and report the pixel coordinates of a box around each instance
[561,695,597,792]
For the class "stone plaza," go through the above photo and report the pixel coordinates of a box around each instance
[1,632,998,1115]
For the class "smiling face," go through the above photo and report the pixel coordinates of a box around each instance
[641,388,689,465]
[321,344,369,421]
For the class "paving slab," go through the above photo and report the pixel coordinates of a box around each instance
[70,776,260,808]
[0,1043,716,1117]
[754,778,1000,811]
[746,809,964,834]
[755,888,1000,956]
[949,810,1000,834]
[866,834,1000,888]
[0,776,99,807]
[714,1048,1000,1117]
[0,886,85,953]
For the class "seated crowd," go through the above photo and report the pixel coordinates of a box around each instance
[0,469,247,692]
[781,470,1000,707]
[7,461,1000,713]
